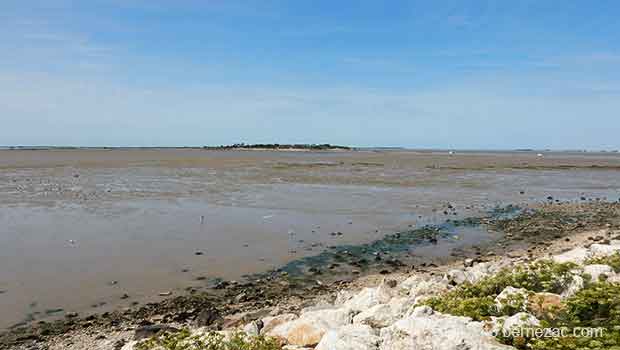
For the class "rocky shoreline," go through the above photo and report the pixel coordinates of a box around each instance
[2,201,619,350]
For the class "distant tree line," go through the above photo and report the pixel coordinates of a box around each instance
[203,143,352,150]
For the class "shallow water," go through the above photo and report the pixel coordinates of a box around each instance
[1,149,619,328]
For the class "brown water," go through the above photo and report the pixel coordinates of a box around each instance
[1,149,619,329]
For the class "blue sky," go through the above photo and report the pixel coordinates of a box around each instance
[1,1,619,149]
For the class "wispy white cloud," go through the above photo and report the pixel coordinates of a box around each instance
[0,15,116,75]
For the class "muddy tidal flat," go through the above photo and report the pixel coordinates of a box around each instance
[1,148,619,330]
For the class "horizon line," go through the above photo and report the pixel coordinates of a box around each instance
[1,145,618,153]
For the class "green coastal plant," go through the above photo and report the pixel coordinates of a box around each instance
[423,256,620,349]
[422,260,577,321]
[586,253,620,273]
[135,330,282,350]
[509,282,620,349]
[563,282,620,328]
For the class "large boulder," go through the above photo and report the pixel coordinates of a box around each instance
[561,274,584,299]
[315,324,380,350]
[281,323,325,348]
[334,290,355,306]
[527,293,563,319]
[388,296,419,318]
[589,244,620,258]
[261,313,298,334]
[267,308,354,347]
[243,320,262,336]
[399,275,448,298]
[353,304,396,328]
[467,262,501,284]
[444,269,468,285]
[342,283,394,312]
[444,263,501,286]
[483,316,506,338]
[501,312,540,335]
[379,306,513,350]
[553,248,592,265]
[583,264,616,282]
[121,341,139,350]
[608,275,620,283]
[495,287,529,313]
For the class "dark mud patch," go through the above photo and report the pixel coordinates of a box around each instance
[491,202,620,244]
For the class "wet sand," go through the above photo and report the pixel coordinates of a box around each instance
[1,149,619,329]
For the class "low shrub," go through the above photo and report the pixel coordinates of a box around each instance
[422,260,577,321]
[135,329,282,350]
[586,253,620,273]
[422,257,620,349]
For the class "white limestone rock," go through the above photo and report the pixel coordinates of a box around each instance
[267,308,355,347]
[342,284,393,312]
[334,290,355,306]
[444,262,501,286]
[483,316,507,338]
[467,262,501,284]
[444,269,468,285]
[242,319,267,336]
[400,275,445,293]
[315,324,380,350]
[553,247,592,265]
[501,312,540,334]
[398,275,448,304]
[353,304,396,328]
[261,313,298,335]
[561,274,584,299]
[379,306,513,350]
[495,287,529,313]
[583,264,616,282]
[590,244,620,258]
[121,341,139,350]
